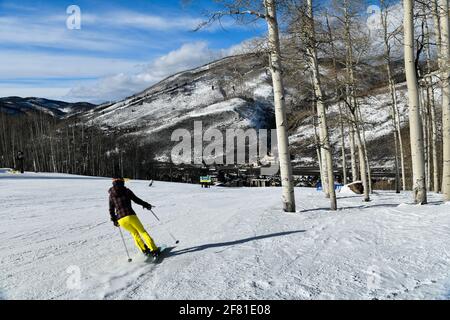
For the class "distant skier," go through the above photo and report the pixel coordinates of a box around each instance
[148,179,153,187]
[16,151,24,174]
[109,177,160,257]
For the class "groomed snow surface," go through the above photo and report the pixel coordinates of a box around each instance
[1,170,450,300]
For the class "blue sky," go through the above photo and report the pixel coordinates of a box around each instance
[0,0,384,103]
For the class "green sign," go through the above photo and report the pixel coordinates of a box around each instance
[200,176,211,183]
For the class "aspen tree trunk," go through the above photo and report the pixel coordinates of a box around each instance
[343,23,356,184]
[72,125,76,173]
[438,0,450,201]
[325,11,347,185]
[313,106,325,189]
[320,129,330,198]
[358,107,372,193]
[419,87,430,189]
[349,120,358,181]
[345,88,358,183]
[66,128,70,174]
[393,90,406,190]
[263,0,296,212]
[393,124,401,193]
[427,96,432,191]
[343,1,369,200]
[430,78,440,192]
[351,110,370,201]
[338,104,348,185]
[311,77,329,196]
[427,108,432,190]
[12,133,16,170]
[433,0,443,70]
[381,0,405,191]
[404,0,427,204]
[423,13,440,192]
[389,78,401,193]
[311,90,322,188]
[432,0,443,193]
[307,0,337,210]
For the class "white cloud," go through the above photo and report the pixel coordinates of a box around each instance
[0,5,263,103]
[0,16,158,54]
[44,10,205,31]
[83,10,248,32]
[0,10,234,53]
[0,86,71,100]
[66,42,226,103]
[65,37,264,103]
[149,42,219,77]
[0,51,141,79]
[103,11,203,31]
[0,17,129,52]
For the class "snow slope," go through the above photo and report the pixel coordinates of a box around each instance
[1,171,450,300]
[86,54,273,132]
[81,52,436,168]
[81,54,275,160]
[289,80,442,167]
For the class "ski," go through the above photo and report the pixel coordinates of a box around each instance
[145,245,169,264]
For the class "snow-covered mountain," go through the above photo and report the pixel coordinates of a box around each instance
[0,96,96,117]
[3,53,433,168]
[83,53,276,161]
[82,52,417,167]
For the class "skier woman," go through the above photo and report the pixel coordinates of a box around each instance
[109,177,160,257]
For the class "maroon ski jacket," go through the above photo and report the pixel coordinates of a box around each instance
[109,186,150,221]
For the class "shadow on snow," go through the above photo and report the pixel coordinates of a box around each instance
[299,203,401,213]
[167,230,306,257]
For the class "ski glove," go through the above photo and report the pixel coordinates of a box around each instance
[111,218,119,227]
[143,203,153,210]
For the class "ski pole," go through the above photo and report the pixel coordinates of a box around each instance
[149,208,161,221]
[149,208,180,244]
[118,227,132,262]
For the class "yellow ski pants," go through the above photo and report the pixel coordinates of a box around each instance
[118,215,158,252]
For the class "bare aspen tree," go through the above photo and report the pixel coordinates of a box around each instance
[419,84,430,190]
[418,8,433,192]
[350,104,370,201]
[199,0,296,211]
[341,0,370,201]
[305,0,337,210]
[430,78,441,193]
[325,11,348,185]
[433,0,443,71]
[380,0,405,192]
[338,108,348,184]
[289,3,329,198]
[404,0,427,204]
[264,0,296,211]
[424,85,433,190]
[357,107,372,194]
[312,96,326,188]
[438,0,450,201]
[349,121,358,181]
[310,74,328,194]
[423,8,440,193]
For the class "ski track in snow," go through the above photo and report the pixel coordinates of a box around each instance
[1,171,450,300]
